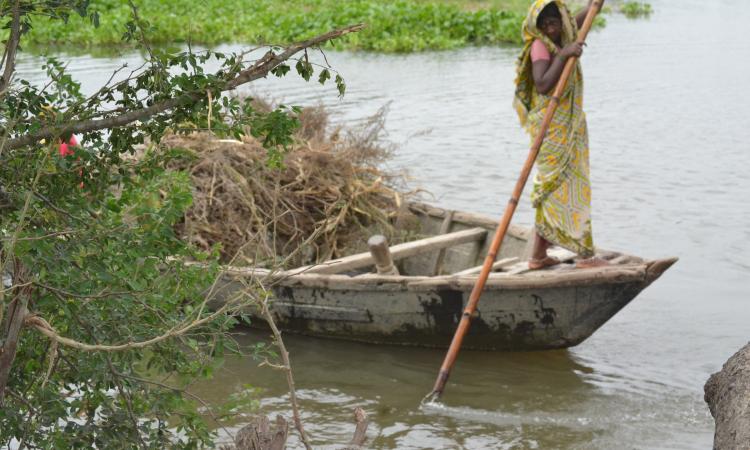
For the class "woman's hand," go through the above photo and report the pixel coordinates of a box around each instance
[559,42,585,59]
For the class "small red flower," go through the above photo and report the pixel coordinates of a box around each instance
[58,136,77,157]
[57,135,85,188]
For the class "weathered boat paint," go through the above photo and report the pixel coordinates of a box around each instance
[212,203,677,351]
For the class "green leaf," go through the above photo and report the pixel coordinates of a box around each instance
[295,59,313,82]
[271,64,290,77]
[335,74,346,97]
[318,68,331,85]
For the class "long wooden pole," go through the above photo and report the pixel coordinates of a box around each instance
[426,1,603,401]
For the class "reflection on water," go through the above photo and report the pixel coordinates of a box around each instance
[16,0,750,447]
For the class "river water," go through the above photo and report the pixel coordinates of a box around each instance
[16,0,750,448]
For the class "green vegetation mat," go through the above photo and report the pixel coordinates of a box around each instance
[25,0,528,52]
[619,1,652,18]
[21,0,625,53]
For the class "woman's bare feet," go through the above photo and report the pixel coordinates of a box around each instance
[528,256,561,270]
[575,257,609,269]
[528,232,559,270]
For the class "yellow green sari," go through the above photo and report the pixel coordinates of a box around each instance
[514,0,595,257]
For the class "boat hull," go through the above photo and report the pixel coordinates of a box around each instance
[210,203,677,351]
[215,260,673,351]
[269,284,643,351]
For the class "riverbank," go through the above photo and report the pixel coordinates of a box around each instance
[19,0,624,53]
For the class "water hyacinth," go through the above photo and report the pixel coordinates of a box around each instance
[19,0,527,52]
[619,1,652,18]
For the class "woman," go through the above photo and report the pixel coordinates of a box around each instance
[513,0,606,270]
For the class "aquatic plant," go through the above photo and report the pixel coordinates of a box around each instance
[19,0,526,52]
[619,1,652,18]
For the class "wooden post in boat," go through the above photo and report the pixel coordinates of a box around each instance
[368,235,400,276]
[432,210,455,275]
[426,1,603,401]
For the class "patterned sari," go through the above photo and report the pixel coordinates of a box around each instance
[513,0,595,257]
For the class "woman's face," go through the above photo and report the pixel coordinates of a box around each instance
[539,16,563,43]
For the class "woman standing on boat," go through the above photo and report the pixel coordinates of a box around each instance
[514,0,607,270]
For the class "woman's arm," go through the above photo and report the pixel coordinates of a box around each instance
[532,42,584,95]
[576,0,605,28]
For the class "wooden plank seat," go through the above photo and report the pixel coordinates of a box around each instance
[288,227,488,275]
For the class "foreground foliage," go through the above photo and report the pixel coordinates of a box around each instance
[2,154,229,447]
[0,1,355,447]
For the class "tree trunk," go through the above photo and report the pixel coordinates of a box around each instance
[704,342,750,450]
[0,267,31,406]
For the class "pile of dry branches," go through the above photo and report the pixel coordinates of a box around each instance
[161,104,416,266]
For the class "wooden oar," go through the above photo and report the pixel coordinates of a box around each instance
[425,0,603,402]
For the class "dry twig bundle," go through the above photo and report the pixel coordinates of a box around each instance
[161,105,416,266]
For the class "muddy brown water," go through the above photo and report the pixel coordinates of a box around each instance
[15,0,750,447]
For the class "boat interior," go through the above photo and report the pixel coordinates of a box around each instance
[284,202,646,279]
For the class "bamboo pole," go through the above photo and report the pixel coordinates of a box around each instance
[426,1,603,401]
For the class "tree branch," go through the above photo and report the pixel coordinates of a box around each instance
[32,190,82,222]
[105,357,148,449]
[0,0,22,97]
[34,281,140,300]
[0,264,32,406]
[4,23,364,151]
[23,287,248,352]
[258,291,312,450]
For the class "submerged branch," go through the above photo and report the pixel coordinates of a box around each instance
[258,291,313,450]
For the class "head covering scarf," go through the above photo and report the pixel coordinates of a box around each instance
[514,0,596,258]
[513,0,578,129]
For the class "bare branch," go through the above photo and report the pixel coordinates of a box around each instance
[127,0,159,63]
[3,24,365,151]
[258,291,313,450]
[34,281,140,300]
[3,229,77,242]
[23,287,249,352]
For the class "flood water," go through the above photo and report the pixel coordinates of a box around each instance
[16,0,750,447]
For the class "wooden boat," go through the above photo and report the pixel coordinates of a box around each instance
[213,203,677,351]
